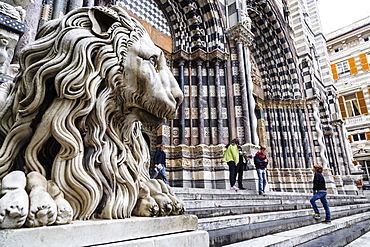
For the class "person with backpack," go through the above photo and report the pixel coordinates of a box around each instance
[254,146,268,195]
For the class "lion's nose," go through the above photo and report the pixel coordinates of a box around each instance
[174,91,183,109]
[168,74,183,109]
[172,85,183,109]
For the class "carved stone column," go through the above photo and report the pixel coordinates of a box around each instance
[178,59,185,144]
[297,105,312,168]
[312,102,329,168]
[214,59,224,144]
[226,20,254,143]
[333,119,350,175]
[244,46,259,145]
[196,59,204,144]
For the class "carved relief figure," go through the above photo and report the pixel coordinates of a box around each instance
[0,5,183,224]
[0,28,20,75]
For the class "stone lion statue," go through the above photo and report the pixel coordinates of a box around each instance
[0,5,183,228]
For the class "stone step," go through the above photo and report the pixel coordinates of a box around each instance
[198,203,370,231]
[297,218,370,247]
[182,197,369,210]
[346,227,370,246]
[187,203,309,219]
[174,188,370,209]
[223,211,370,247]
[208,205,370,246]
[172,187,370,246]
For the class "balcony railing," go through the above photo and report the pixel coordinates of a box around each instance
[345,115,366,125]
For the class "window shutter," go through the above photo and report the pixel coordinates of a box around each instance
[348,135,353,143]
[348,57,358,74]
[330,64,338,80]
[356,90,368,114]
[366,132,370,140]
[338,95,347,118]
[359,53,370,71]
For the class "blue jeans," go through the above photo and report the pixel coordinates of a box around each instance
[310,192,331,220]
[150,164,168,184]
[256,169,267,194]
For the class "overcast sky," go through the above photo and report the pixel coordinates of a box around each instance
[317,0,370,34]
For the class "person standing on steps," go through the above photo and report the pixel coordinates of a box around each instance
[150,143,168,184]
[254,146,268,195]
[310,164,331,224]
[236,146,248,190]
[223,138,240,190]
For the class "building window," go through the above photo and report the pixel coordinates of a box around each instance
[336,60,350,75]
[359,53,370,71]
[352,133,366,142]
[334,46,343,53]
[345,94,361,117]
[339,91,369,119]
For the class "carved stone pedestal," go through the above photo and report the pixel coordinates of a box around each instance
[242,169,259,192]
[0,215,209,247]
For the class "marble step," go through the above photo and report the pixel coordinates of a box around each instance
[187,203,310,219]
[223,211,370,247]
[174,188,370,207]
[182,196,368,211]
[297,217,370,247]
[208,205,370,246]
[346,228,370,246]
[198,203,370,231]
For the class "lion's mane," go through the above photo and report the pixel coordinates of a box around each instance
[0,6,153,219]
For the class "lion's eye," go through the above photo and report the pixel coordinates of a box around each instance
[0,38,8,46]
[149,56,157,68]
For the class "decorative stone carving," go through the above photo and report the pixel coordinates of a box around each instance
[1,0,33,8]
[0,1,23,21]
[226,13,254,46]
[144,179,174,216]
[0,2,24,83]
[0,5,184,228]
[25,172,57,227]
[241,10,252,29]
[0,171,28,229]
[251,60,262,86]
[47,180,73,225]
[0,26,20,75]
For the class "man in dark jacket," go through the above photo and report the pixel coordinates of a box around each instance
[150,144,168,184]
[236,146,248,190]
[310,165,331,223]
[254,146,268,195]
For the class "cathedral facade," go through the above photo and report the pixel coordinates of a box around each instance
[6,0,362,194]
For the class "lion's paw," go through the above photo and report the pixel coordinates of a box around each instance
[47,180,73,225]
[156,180,185,215]
[26,172,57,227]
[133,183,159,217]
[26,202,57,227]
[0,171,29,229]
[145,179,173,216]
[0,196,28,229]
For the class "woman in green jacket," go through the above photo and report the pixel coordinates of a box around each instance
[223,138,240,190]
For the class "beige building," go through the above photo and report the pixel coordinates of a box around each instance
[327,16,370,187]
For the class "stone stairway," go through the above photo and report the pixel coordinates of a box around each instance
[173,188,370,247]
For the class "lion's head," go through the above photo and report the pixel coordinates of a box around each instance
[0,6,183,220]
